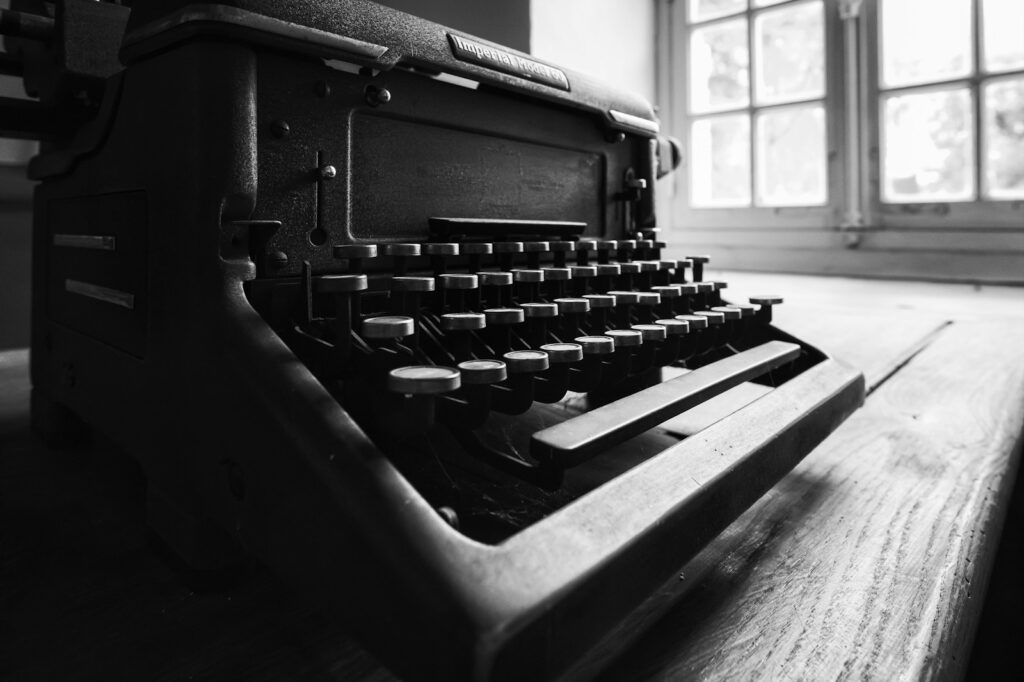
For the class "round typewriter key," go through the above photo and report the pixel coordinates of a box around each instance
[484,307,525,325]
[441,312,486,330]
[554,297,590,314]
[617,262,642,275]
[607,290,640,304]
[712,281,728,291]
[520,302,558,318]
[574,335,615,355]
[636,260,660,272]
[478,271,514,286]
[711,306,742,320]
[362,315,415,339]
[383,243,421,257]
[618,239,637,250]
[694,310,725,325]
[582,294,617,308]
[332,244,378,259]
[688,255,711,264]
[658,260,675,270]
[523,241,551,252]
[541,342,584,363]
[493,241,524,253]
[597,240,619,251]
[595,264,622,276]
[655,319,689,335]
[313,274,367,293]
[675,259,693,270]
[728,303,756,318]
[391,276,435,292]
[512,269,545,283]
[651,285,682,298]
[605,329,643,347]
[575,239,598,251]
[550,241,576,251]
[694,281,716,293]
[635,292,661,306]
[503,350,550,373]
[750,295,784,305]
[458,359,507,384]
[636,239,654,249]
[423,242,460,256]
[675,313,708,330]
[387,366,461,394]
[632,324,667,342]
[679,283,699,295]
[569,265,597,278]
[641,227,661,238]
[540,267,571,281]
[460,242,493,255]
[438,273,479,289]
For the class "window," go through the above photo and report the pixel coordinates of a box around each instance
[870,0,1024,226]
[665,0,1024,231]
[671,0,842,228]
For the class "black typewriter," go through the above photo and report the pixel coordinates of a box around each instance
[1,1,865,679]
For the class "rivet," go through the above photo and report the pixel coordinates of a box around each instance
[365,85,392,107]
[319,164,337,179]
[268,250,289,268]
[270,119,290,138]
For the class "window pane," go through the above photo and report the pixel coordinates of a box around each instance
[689,18,750,113]
[982,0,1024,73]
[691,115,751,207]
[756,104,827,206]
[983,77,1024,199]
[881,0,972,88]
[882,88,975,203]
[753,0,789,6]
[754,0,824,105]
[689,0,746,23]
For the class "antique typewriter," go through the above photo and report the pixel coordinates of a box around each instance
[1,1,865,679]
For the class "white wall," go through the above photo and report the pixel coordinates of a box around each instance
[530,0,657,104]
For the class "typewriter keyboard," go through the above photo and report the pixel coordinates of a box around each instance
[245,228,799,542]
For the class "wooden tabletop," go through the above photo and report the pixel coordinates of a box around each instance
[2,272,1023,680]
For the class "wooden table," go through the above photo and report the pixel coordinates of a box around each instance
[2,273,1023,680]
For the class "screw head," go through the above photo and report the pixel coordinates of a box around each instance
[319,164,337,179]
[365,85,392,107]
[268,250,288,269]
[270,119,290,138]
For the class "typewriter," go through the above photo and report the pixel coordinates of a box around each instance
[1,1,865,679]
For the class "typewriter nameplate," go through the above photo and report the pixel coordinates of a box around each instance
[448,34,570,91]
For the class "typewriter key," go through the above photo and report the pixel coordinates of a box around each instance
[484,308,525,325]
[458,359,508,384]
[710,306,742,321]
[441,312,486,330]
[387,366,461,394]
[503,350,549,373]
[575,335,615,355]
[655,319,689,335]
[541,342,584,364]
[605,329,643,347]
[675,313,708,330]
[391,276,435,292]
[439,274,479,289]
[631,324,667,342]
[362,315,415,339]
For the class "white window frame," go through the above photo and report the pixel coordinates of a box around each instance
[665,0,847,230]
[863,0,1024,229]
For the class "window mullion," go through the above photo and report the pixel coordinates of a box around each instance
[747,4,757,207]
[972,0,984,199]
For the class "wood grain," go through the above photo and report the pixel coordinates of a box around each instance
[591,320,1024,681]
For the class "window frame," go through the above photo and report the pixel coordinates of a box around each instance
[666,0,847,230]
[864,0,1024,230]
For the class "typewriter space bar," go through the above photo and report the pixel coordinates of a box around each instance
[531,341,801,467]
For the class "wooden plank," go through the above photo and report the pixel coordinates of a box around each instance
[663,244,1024,284]
[582,320,1024,681]
[666,227,1024,254]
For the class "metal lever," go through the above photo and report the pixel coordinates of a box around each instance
[531,340,802,468]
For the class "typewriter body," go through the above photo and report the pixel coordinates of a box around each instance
[2,1,865,679]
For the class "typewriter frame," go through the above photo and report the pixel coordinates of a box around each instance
[18,3,865,680]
